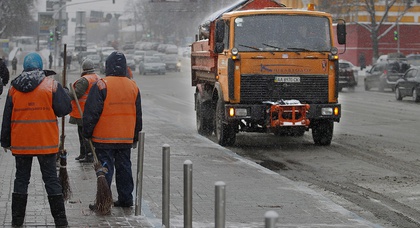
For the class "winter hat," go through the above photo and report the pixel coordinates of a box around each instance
[23,52,43,71]
[82,58,95,73]
[105,51,127,76]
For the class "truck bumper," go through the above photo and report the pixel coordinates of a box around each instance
[224,103,341,123]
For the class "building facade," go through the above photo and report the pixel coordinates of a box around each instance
[282,0,420,66]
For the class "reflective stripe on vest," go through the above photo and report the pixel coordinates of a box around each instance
[10,77,59,155]
[92,76,138,144]
[70,73,101,118]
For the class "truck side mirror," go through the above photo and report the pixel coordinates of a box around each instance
[215,20,225,53]
[336,20,346,45]
[214,42,225,53]
[215,20,225,43]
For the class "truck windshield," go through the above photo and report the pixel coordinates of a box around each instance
[234,14,331,52]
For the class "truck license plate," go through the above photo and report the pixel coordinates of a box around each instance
[274,77,301,83]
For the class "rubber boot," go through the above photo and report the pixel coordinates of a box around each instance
[12,193,28,227]
[75,143,86,161]
[79,152,93,163]
[48,194,68,227]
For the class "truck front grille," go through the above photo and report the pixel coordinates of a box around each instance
[240,74,329,104]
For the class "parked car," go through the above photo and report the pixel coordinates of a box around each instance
[138,56,166,75]
[85,54,101,70]
[406,54,420,66]
[364,60,410,91]
[182,46,191,57]
[338,59,358,91]
[163,54,181,72]
[395,66,420,102]
[125,54,136,72]
[164,44,178,54]
[122,43,135,51]
[376,52,407,63]
[133,50,145,64]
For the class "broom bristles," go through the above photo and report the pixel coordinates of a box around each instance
[93,163,113,215]
[59,150,71,200]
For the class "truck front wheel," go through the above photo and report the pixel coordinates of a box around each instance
[215,97,236,146]
[196,93,214,136]
[312,120,333,146]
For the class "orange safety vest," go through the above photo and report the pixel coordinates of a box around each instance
[92,76,138,144]
[10,77,59,155]
[70,73,101,118]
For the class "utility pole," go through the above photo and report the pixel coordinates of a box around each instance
[397,21,400,53]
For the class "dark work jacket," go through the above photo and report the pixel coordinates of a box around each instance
[0,58,9,86]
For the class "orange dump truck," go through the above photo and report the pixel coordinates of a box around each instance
[191,1,346,146]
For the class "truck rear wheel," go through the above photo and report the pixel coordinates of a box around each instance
[395,87,403,100]
[413,88,420,102]
[364,80,370,91]
[312,120,333,146]
[215,97,236,146]
[196,93,214,136]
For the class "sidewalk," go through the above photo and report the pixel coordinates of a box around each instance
[0,69,382,228]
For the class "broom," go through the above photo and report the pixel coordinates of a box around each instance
[59,44,71,200]
[69,83,113,215]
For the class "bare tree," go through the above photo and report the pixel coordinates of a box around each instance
[319,0,412,61]
[0,0,34,38]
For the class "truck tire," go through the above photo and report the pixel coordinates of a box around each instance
[378,82,385,92]
[196,93,214,136]
[215,97,236,146]
[364,80,370,91]
[413,88,420,102]
[312,120,333,146]
[395,87,403,100]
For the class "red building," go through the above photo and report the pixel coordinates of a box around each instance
[336,23,420,67]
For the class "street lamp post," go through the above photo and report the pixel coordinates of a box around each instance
[56,0,63,67]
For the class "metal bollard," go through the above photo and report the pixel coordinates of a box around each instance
[183,160,193,228]
[264,210,278,228]
[215,181,226,228]
[162,144,170,228]
[135,132,145,216]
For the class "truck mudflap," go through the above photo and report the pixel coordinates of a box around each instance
[264,100,310,128]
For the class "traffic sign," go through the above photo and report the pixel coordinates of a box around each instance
[39,12,55,35]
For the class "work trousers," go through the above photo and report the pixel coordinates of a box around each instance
[77,125,91,156]
[14,153,62,195]
[96,148,134,204]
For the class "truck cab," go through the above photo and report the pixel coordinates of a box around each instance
[192,2,346,146]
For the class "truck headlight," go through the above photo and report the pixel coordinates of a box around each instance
[321,107,333,115]
[321,107,340,116]
[229,107,248,117]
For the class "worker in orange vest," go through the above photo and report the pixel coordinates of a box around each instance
[69,58,101,163]
[1,52,72,227]
[83,51,142,210]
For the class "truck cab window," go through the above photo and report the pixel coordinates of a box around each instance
[234,15,331,52]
